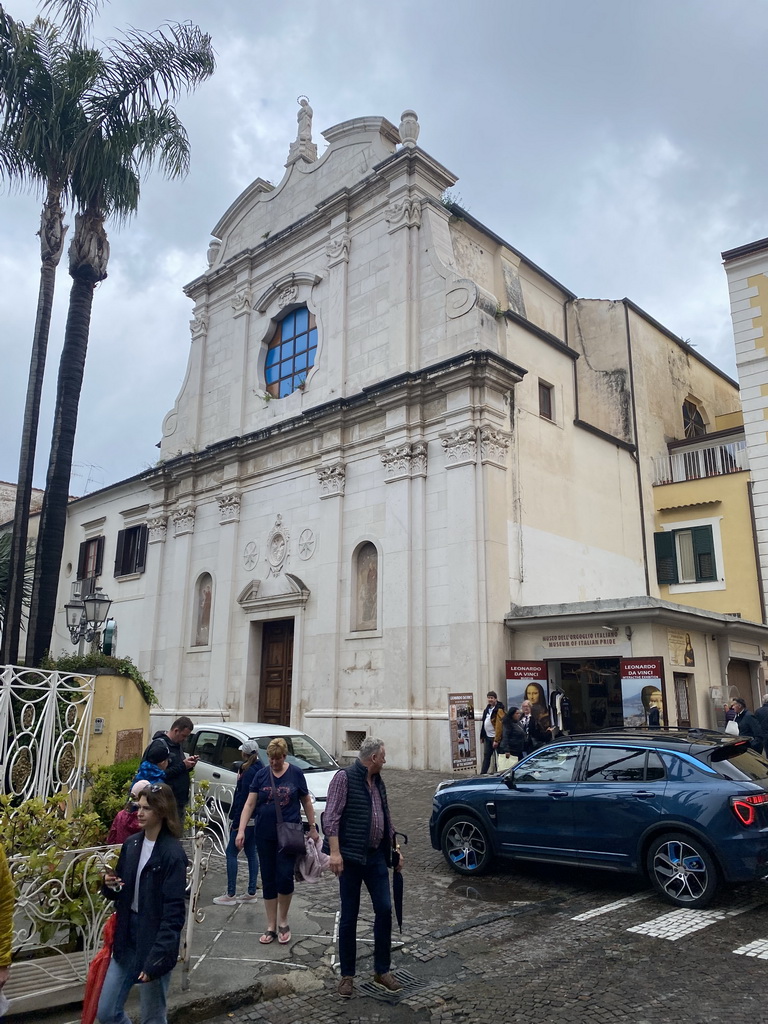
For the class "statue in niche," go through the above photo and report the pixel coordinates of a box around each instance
[195,574,212,646]
[356,544,378,630]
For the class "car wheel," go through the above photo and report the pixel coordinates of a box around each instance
[646,832,719,908]
[441,814,492,875]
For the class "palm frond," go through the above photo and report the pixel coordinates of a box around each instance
[39,0,104,45]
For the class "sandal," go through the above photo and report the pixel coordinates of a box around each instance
[278,925,291,944]
[259,931,277,944]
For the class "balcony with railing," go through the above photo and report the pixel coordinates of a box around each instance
[652,433,748,486]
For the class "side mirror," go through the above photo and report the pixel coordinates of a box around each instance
[503,770,516,789]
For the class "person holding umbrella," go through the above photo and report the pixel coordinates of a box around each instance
[323,737,404,999]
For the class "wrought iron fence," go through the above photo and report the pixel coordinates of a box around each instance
[0,664,95,804]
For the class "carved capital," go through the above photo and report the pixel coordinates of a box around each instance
[316,462,346,498]
[147,514,168,544]
[231,288,252,317]
[440,428,477,468]
[172,505,196,537]
[380,441,428,482]
[218,492,241,524]
[326,234,351,268]
[480,428,511,468]
[189,313,208,340]
[386,197,421,233]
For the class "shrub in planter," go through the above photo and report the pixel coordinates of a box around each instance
[85,758,141,835]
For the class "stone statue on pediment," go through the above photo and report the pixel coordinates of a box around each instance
[286,95,318,166]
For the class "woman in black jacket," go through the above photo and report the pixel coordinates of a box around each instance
[498,706,527,766]
[98,782,188,1024]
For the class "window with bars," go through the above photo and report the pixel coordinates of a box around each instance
[654,526,717,585]
[265,306,318,398]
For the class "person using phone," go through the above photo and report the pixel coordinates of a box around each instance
[98,783,187,1024]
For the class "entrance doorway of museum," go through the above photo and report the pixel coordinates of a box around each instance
[258,618,294,725]
[550,658,624,733]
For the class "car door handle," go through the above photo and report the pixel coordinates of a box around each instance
[633,790,655,799]
[212,772,221,779]
[548,789,568,798]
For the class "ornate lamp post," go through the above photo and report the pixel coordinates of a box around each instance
[64,587,113,648]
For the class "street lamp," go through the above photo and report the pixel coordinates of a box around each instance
[65,587,113,647]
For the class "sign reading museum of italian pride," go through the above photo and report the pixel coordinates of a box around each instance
[448,693,477,771]
[620,658,665,728]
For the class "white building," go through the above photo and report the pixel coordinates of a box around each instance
[53,107,767,769]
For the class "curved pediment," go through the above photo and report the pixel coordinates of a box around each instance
[237,573,310,613]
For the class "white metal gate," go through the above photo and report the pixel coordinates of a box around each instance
[0,664,95,803]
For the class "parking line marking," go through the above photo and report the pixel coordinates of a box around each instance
[734,938,768,959]
[628,897,762,941]
[572,892,654,921]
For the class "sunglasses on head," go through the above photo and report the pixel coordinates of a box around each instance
[148,784,164,794]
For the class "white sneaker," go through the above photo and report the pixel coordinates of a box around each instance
[212,894,238,905]
[236,892,259,902]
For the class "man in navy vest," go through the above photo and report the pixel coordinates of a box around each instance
[324,737,404,999]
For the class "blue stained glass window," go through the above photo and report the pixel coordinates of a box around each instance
[294,307,308,333]
[265,305,318,398]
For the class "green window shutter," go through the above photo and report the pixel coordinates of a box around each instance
[692,525,716,582]
[654,532,678,584]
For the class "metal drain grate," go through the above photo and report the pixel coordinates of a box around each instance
[357,967,422,1002]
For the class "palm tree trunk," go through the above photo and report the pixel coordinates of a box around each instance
[1,187,66,665]
[25,208,108,666]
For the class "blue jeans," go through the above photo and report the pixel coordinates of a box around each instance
[97,916,171,1024]
[338,844,392,977]
[225,825,258,896]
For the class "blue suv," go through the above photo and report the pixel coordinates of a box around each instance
[429,730,768,908]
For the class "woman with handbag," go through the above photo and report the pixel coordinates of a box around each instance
[496,706,527,770]
[235,737,318,945]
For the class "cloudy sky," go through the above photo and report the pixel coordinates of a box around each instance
[2,0,766,495]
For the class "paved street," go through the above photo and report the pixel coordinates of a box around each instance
[197,767,768,1024]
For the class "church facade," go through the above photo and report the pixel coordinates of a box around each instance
[53,107,767,769]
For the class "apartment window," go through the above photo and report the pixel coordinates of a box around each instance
[654,526,717,585]
[77,536,104,581]
[265,306,318,398]
[114,524,148,577]
[538,380,554,420]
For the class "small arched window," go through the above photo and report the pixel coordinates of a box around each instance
[265,306,318,398]
[353,543,378,631]
[682,400,706,438]
[193,572,213,647]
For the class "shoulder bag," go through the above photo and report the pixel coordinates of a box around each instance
[271,771,306,856]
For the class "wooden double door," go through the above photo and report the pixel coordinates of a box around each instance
[258,619,294,725]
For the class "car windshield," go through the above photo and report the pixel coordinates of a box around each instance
[254,733,338,772]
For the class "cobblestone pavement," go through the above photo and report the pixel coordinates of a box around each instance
[198,767,768,1024]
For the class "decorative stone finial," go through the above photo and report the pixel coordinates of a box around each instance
[399,109,420,147]
[286,95,318,166]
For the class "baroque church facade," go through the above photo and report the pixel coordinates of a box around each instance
[54,105,767,769]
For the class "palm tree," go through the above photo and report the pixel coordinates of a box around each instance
[0,531,34,640]
[25,11,215,665]
[0,5,100,664]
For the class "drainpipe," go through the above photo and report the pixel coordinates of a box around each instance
[748,480,767,624]
[623,301,651,596]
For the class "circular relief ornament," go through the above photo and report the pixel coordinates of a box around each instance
[268,532,287,568]
[243,541,259,570]
[298,529,316,561]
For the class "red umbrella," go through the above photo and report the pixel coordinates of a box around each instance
[81,913,117,1024]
